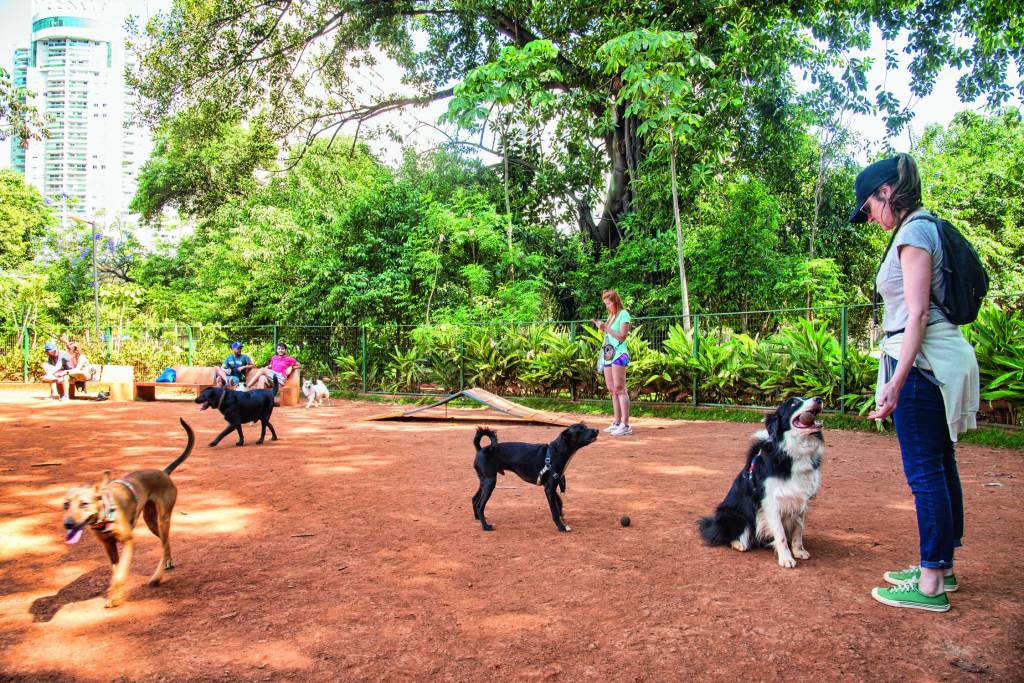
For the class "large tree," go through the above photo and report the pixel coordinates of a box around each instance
[0,68,46,143]
[0,170,56,268]
[128,1,1021,248]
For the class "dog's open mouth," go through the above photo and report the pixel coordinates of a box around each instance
[792,406,823,432]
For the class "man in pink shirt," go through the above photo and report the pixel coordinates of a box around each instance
[247,343,300,390]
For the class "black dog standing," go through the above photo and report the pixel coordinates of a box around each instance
[472,423,599,532]
[195,376,279,447]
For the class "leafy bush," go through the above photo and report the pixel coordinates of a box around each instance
[965,304,1024,425]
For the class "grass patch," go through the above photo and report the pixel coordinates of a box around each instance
[333,389,1024,450]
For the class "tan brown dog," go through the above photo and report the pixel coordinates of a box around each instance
[62,418,194,607]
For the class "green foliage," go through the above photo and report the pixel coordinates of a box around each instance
[915,109,1024,293]
[127,0,1022,255]
[690,176,785,313]
[130,103,277,221]
[964,304,1024,424]
[442,40,564,131]
[520,326,592,397]
[0,171,56,268]
[463,329,522,394]
[0,67,46,142]
[328,353,363,390]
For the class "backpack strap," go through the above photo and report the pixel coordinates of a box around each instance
[872,224,903,326]
[871,211,938,326]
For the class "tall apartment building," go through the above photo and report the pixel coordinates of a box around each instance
[9,47,31,174]
[10,0,151,225]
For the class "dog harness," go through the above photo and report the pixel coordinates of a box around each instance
[89,480,140,534]
[746,453,760,481]
[536,446,558,485]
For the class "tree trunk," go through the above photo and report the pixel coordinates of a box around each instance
[503,118,514,278]
[578,101,641,249]
[808,152,824,319]
[668,132,692,332]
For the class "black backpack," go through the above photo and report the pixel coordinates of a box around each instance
[874,214,989,326]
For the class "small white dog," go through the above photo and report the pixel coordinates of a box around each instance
[302,379,330,408]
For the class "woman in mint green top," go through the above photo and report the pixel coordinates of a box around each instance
[593,289,632,436]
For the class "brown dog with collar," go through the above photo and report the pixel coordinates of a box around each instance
[62,418,194,607]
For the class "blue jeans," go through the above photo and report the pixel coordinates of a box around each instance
[891,365,964,569]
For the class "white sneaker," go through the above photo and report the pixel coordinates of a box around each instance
[610,424,633,436]
[59,395,69,402]
[602,423,621,433]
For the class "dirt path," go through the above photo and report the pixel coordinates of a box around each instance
[0,393,1021,681]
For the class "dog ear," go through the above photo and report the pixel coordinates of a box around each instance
[96,470,111,490]
[764,411,782,441]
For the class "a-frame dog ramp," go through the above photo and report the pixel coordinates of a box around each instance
[362,387,577,427]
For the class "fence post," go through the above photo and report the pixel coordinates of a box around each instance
[569,321,577,401]
[360,325,367,393]
[22,328,29,382]
[692,314,700,407]
[187,326,194,366]
[106,326,112,364]
[273,325,279,348]
[840,306,848,416]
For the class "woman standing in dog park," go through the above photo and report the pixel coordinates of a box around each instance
[852,153,979,612]
[593,290,632,436]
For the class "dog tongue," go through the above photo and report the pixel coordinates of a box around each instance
[65,528,83,544]
[797,412,817,427]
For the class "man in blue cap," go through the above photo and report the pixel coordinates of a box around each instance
[40,340,73,401]
[215,341,253,388]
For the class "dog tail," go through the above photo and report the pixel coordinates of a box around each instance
[474,426,497,451]
[272,374,280,396]
[697,507,748,546]
[164,418,196,475]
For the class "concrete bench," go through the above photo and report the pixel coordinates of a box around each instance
[135,366,301,406]
[64,364,136,402]
[136,366,216,401]
[250,368,302,407]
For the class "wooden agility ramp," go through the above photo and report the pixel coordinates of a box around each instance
[362,387,577,427]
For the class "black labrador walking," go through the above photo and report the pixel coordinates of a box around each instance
[195,376,279,447]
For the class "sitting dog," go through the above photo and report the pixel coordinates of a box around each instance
[62,418,194,607]
[195,375,278,447]
[697,396,825,568]
[472,423,599,532]
[302,378,330,408]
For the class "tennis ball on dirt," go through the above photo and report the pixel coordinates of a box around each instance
[620,515,631,527]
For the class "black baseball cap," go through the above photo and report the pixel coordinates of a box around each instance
[849,157,899,224]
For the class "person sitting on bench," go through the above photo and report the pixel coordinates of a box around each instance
[65,341,98,393]
[246,342,300,390]
[41,341,73,401]
[215,341,253,388]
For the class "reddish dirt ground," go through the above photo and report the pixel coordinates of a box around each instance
[0,390,1022,682]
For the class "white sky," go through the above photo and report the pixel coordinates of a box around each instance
[0,1,1010,174]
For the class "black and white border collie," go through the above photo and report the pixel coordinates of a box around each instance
[698,396,825,568]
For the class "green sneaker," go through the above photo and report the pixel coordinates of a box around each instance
[871,583,950,612]
[883,565,958,592]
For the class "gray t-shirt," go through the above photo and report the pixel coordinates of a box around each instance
[875,209,948,332]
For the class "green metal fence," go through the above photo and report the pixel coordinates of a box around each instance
[5,294,1021,425]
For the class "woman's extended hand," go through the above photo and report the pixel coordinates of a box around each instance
[868,380,900,420]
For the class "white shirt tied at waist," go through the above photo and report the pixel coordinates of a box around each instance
[877,321,980,442]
